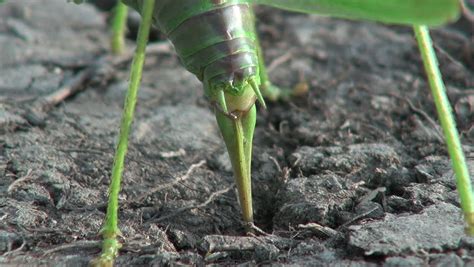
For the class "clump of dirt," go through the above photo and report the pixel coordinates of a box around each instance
[0,0,473,266]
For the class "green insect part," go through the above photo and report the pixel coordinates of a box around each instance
[90,0,471,265]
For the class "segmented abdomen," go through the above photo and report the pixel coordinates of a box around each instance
[127,0,259,93]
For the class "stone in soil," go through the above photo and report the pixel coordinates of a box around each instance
[349,203,472,256]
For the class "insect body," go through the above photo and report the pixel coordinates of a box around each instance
[121,0,467,230]
[92,1,471,266]
[126,0,264,110]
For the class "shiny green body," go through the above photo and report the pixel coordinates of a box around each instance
[124,1,259,94]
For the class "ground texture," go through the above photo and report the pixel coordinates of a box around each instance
[0,1,473,266]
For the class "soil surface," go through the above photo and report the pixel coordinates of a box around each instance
[1,1,473,266]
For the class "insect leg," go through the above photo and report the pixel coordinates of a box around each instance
[111,1,128,54]
[254,19,303,101]
[91,0,156,266]
[413,26,474,234]
[255,31,286,101]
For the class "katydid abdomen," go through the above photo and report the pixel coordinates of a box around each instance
[124,0,263,113]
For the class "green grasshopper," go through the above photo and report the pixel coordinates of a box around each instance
[59,0,471,266]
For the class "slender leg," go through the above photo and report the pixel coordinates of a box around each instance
[254,32,290,101]
[111,0,128,55]
[254,23,307,101]
[413,26,474,234]
[251,15,296,102]
[90,0,156,266]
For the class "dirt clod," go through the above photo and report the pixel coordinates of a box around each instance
[349,203,472,256]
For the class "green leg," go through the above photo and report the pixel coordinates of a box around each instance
[111,0,128,55]
[255,30,309,101]
[90,0,155,266]
[253,22,295,101]
[413,26,474,234]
